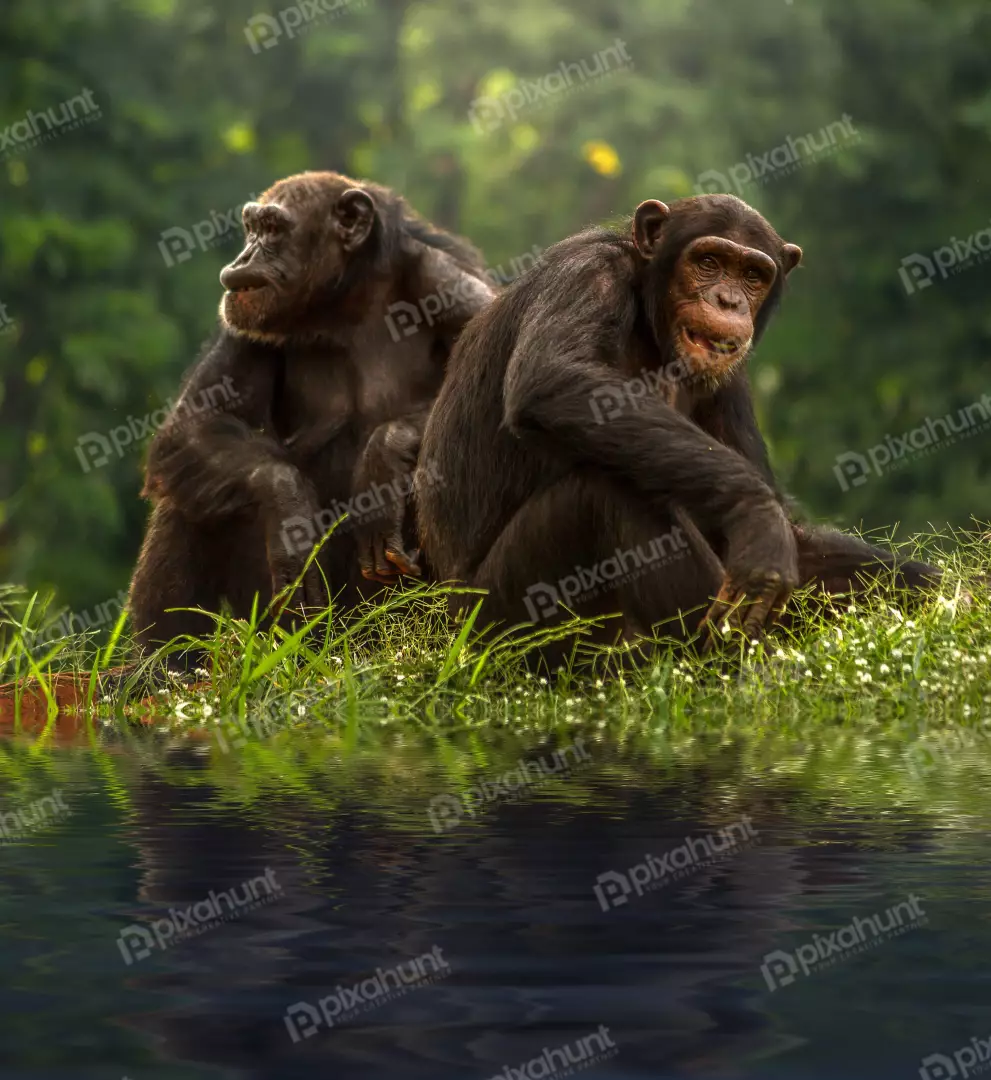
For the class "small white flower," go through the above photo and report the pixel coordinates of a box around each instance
[892,648,903,659]
[879,664,890,675]
[860,673,872,684]
[825,663,833,673]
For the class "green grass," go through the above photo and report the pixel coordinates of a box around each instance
[2,528,990,734]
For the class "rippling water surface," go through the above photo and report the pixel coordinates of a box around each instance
[1,717,989,1079]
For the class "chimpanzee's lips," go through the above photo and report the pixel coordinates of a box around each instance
[682,327,745,357]
[225,284,269,295]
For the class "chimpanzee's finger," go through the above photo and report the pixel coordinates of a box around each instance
[701,581,745,652]
[385,542,422,577]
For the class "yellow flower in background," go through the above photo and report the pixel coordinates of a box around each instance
[582,140,621,177]
[221,122,256,155]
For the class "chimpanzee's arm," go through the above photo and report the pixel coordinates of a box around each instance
[146,332,309,522]
[410,243,497,338]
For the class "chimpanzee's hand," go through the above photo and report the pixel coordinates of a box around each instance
[356,514,422,585]
[260,465,329,614]
[352,419,423,585]
[701,500,798,648]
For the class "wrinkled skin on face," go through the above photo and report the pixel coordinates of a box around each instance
[669,236,779,382]
[632,198,802,388]
[219,178,376,341]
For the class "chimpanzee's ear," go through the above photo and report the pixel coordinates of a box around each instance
[632,200,671,258]
[781,243,803,276]
[335,188,377,252]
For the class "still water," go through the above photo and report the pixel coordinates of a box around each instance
[0,714,989,1079]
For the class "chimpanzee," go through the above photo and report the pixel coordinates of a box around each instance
[129,171,495,656]
[415,194,938,651]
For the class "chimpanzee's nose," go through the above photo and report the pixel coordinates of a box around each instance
[714,285,746,313]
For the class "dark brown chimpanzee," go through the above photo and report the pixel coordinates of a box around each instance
[129,171,495,658]
[414,194,938,653]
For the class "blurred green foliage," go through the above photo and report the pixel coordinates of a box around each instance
[1,0,990,613]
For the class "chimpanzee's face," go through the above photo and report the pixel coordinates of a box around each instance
[667,235,779,383]
[632,196,801,389]
[219,179,377,342]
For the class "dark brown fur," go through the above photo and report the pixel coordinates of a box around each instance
[415,194,937,658]
[129,170,495,663]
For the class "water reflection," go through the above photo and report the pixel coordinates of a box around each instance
[0,719,989,1079]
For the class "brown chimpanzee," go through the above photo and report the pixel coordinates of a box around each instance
[129,171,495,658]
[414,194,938,652]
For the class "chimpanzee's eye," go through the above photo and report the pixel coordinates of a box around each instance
[699,255,719,272]
[744,267,764,285]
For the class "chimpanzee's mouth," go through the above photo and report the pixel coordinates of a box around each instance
[225,284,269,295]
[682,327,743,357]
